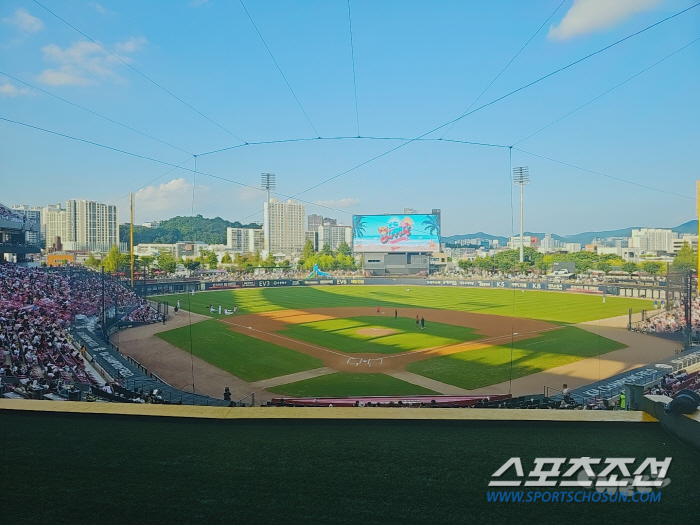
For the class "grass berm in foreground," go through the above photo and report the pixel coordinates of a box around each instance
[154,285,653,324]
[267,371,439,397]
[277,315,481,354]
[406,326,626,389]
[156,319,323,382]
[1,410,697,525]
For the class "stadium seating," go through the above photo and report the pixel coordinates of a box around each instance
[1,264,167,401]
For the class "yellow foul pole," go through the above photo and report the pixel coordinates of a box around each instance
[130,193,134,287]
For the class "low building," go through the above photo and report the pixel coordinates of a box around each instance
[670,235,698,253]
[508,235,539,250]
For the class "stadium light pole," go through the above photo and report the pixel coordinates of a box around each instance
[512,167,530,263]
[509,332,517,395]
[261,173,276,256]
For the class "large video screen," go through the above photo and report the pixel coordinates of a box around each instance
[352,214,440,253]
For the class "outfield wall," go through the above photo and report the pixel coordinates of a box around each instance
[133,276,665,299]
[196,277,665,299]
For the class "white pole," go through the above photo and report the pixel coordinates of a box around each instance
[265,188,270,254]
[520,183,524,263]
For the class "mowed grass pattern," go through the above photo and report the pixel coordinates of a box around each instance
[156,320,323,382]
[278,316,481,354]
[155,285,653,324]
[268,372,439,397]
[406,326,626,389]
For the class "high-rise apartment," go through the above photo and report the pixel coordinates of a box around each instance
[227,227,264,254]
[264,198,306,254]
[10,205,42,244]
[307,214,323,232]
[630,228,676,253]
[41,204,68,251]
[65,199,119,252]
[318,224,353,251]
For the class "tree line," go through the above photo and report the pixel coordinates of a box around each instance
[83,239,359,275]
[456,243,697,276]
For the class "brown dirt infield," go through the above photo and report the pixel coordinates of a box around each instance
[112,305,683,399]
[110,312,276,403]
[220,307,560,373]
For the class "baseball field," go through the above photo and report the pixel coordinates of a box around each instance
[149,286,653,397]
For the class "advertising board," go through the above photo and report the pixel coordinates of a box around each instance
[352,214,440,253]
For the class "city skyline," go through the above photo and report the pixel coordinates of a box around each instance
[2,1,699,235]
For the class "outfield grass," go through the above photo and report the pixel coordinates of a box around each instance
[1,410,697,524]
[277,316,481,354]
[156,320,323,382]
[268,372,439,397]
[406,326,626,390]
[154,285,653,324]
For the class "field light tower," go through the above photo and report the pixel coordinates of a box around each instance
[512,166,530,263]
[261,173,276,254]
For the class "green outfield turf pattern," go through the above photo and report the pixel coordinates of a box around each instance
[277,316,481,354]
[154,285,653,324]
[268,372,439,397]
[406,326,626,390]
[155,320,323,382]
[1,411,697,524]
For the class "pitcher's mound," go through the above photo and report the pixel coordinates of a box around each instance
[356,328,397,336]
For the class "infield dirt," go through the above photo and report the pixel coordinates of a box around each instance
[220,307,559,372]
[113,306,682,399]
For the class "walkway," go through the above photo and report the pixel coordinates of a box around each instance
[111,311,275,403]
[251,367,337,389]
[384,370,471,395]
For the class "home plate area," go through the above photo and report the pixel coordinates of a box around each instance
[347,357,384,367]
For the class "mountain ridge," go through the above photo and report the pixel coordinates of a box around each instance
[443,220,698,246]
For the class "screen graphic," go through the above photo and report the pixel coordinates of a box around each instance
[352,214,440,253]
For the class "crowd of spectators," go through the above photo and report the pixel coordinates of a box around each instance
[634,297,700,334]
[646,369,700,396]
[0,263,145,398]
[0,203,23,223]
[123,302,163,323]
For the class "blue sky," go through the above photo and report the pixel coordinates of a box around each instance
[2,0,699,236]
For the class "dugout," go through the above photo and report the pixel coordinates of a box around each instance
[362,252,430,276]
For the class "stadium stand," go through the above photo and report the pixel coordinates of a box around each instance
[633,297,700,334]
[267,393,621,410]
[0,203,40,264]
[0,263,226,406]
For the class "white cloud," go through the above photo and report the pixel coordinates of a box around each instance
[92,3,107,14]
[313,198,359,208]
[135,178,210,218]
[37,37,147,86]
[0,82,33,97]
[2,8,44,33]
[115,36,148,53]
[38,66,94,86]
[237,187,264,202]
[549,0,661,40]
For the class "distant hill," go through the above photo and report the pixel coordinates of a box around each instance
[120,215,259,248]
[444,221,698,247]
[674,220,698,235]
[442,232,509,245]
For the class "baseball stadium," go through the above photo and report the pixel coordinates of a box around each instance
[2,263,700,524]
[3,2,700,523]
